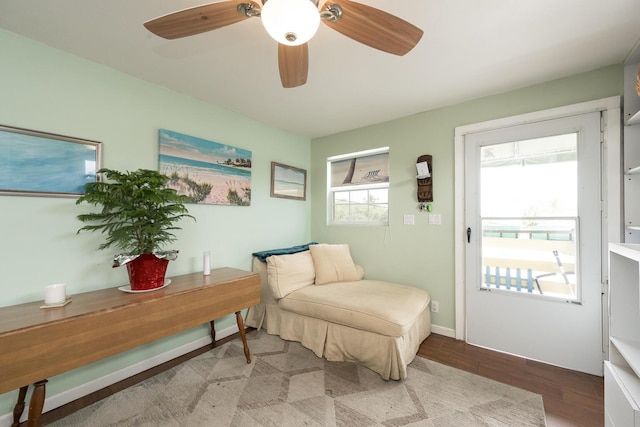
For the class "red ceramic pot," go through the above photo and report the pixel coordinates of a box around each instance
[126,253,169,291]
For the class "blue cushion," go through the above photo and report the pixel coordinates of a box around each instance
[252,242,318,262]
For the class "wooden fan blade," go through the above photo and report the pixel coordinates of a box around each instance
[323,1,423,56]
[278,44,309,88]
[144,1,253,40]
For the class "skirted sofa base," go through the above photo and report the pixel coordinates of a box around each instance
[245,251,431,380]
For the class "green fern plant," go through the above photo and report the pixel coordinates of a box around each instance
[76,168,195,254]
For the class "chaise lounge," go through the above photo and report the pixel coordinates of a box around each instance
[245,243,431,380]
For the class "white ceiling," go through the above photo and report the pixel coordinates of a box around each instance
[1,0,639,139]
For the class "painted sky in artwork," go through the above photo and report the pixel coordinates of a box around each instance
[159,129,251,165]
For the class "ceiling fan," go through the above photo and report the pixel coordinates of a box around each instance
[144,0,423,88]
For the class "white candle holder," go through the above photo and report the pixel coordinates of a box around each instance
[45,283,66,305]
[203,251,211,276]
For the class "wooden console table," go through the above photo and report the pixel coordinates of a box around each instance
[0,267,260,427]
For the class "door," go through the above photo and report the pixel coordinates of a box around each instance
[464,112,603,375]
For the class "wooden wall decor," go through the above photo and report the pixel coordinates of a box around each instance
[417,154,433,203]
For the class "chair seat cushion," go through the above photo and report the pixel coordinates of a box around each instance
[277,280,430,337]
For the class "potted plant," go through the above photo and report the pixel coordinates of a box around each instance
[76,168,195,290]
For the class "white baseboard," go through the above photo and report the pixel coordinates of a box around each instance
[431,324,456,338]
[0,324,239,427]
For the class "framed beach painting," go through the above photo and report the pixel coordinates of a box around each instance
[158,129,252,206]
[0,125,101,197]
[270,162,307,201]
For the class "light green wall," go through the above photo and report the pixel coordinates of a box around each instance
[310,64,624,332]
[0,29,311,415]
[0,25,626,418]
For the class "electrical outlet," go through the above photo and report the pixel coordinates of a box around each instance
[431,300,439,313]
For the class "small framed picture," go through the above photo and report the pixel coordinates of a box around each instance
[0,124,102,197]
[270,162,307,201]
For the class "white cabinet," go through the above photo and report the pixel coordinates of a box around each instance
[606,362,640,426]
[624,63,640,243]
[607,243,640,425]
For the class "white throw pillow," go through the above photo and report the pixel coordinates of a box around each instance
[266,251,316,299]
[309,243,361,285]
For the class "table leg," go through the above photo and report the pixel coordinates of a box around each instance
[11,385,28,427]
[209,320,216,344]
[235,311,251,364]
[26,379,47,427]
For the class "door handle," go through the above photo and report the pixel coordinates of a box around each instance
[467,227,471,243]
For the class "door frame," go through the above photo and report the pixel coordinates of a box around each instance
[454,96,622,344]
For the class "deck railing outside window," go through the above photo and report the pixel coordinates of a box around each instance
[481,217,578,300]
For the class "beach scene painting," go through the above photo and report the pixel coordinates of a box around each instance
[270,162,306,201]
[0,125,101,197]
[159,129,252,206]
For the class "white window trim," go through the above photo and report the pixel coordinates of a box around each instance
[327,147,390,226]
[327,146,389,162]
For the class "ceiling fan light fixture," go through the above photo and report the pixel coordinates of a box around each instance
[261,0,320,46]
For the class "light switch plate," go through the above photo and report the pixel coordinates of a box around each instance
[428,214,442,225]
[403,214,415,225]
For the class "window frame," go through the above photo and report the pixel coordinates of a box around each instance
[327,147,389,226]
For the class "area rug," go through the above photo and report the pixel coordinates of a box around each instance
[50,331,546,426]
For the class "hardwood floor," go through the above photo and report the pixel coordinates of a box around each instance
[418,333,604,427]
[35,330,604,426]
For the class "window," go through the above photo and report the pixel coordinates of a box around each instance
[480,133,579,299]
[327,147,389,225]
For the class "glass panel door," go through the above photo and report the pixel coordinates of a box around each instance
[464,112,603,375]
